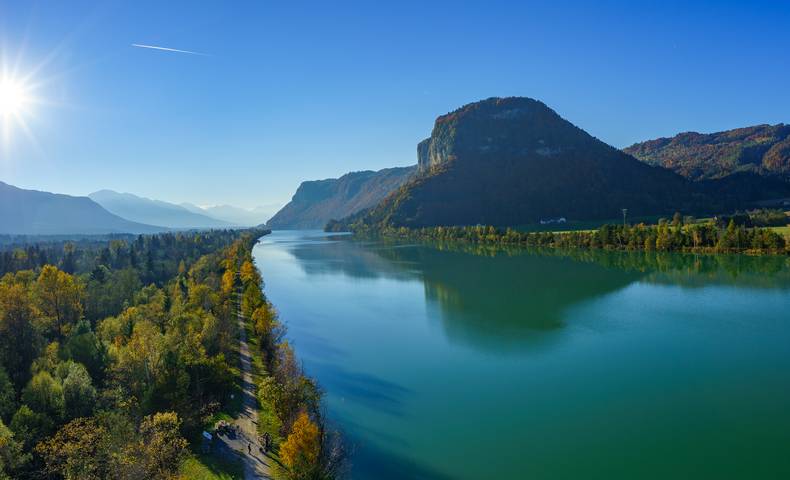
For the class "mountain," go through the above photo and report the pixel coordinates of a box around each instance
[0,181,163,235]
[267,166,417,229]
[624,124,790,181]
[179,202,208,216]
[336,97,790,230]
[180,203,276,227]
[89,190,232,229]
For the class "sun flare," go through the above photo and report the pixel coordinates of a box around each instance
[0,78,30,117]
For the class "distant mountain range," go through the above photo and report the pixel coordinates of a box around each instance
[330,97,790,230]
[1,181,163,235]
[89,190,232,229]
[6,99,788,236]
[180,203,274,227]
[0,182,273,236]
[266,166,417,229]
[624,124,790,181]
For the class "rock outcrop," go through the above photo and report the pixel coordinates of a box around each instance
[333,97,790,230]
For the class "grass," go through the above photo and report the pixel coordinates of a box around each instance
[514,216,790,238]
[180,454,244,480]
[771,225,790,236]
[511,215,666,233]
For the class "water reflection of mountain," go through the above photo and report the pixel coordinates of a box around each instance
[383,246,646,350]
[286,234,420,281]
[285,236,790,351]
[287,237,643,351]
[538,248,790,290]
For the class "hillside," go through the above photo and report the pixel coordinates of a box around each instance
[267,166,416,229]
[0,181,163,235]
[89,190,232,229]
[336,98,790,230]
[624,124,790,181]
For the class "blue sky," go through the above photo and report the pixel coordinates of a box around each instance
[1,0,788,210]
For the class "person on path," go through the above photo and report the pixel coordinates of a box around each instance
[263,432,271,453]
[248,442,252,455]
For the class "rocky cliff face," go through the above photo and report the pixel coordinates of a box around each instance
[416,97,592,173]
[334,97,790,230]
[266,166,416,229]
[624,124,790,181]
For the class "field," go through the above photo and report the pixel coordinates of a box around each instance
[513,212,790,237]
[772,225,790,236]
[180,454,244,480]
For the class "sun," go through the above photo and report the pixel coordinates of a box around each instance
[0,78,29,117]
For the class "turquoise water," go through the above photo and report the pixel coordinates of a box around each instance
[252,231,790,479]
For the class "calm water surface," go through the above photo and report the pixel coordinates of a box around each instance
[253,230,790,479]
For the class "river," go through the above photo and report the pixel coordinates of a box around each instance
[252,230,790,479]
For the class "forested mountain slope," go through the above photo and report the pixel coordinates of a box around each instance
[624,124,790,181]
[336,98,790,230]
[267,166,416,229]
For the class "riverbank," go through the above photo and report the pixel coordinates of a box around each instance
[234,235,345,479]
[340,220,789,256]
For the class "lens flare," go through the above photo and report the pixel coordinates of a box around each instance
[0,78,29,117]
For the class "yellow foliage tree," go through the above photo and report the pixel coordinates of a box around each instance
[221,269,236,297]
[239,260,259,286]
[252,304,276,338]
[280,412,321,478]
[33,265,84,339]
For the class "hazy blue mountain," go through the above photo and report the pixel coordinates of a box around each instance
[0,181,163,235]
[267,166,417,229]
[89,190,232,229]
[179,202,208,215]
[335,97,790,230]
[180,203,275,226]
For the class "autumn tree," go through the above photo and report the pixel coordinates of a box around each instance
[112,321,165,408]
[220,268,236,297]
[35,417,111,480]
[252,303,282,362]
[187,283,218,313]
[33,265,84,339]
[280,411,321,480]
[242,283,264,319]
[137,411,188,478]
[0,284,40,389]
[239,260,260,286]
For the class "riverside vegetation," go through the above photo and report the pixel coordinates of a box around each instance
[333,210,789,256]
[0,229,340,479]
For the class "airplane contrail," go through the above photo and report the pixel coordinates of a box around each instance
[131,43,209,56]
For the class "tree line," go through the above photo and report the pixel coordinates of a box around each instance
[232,245,345,479]
[359,214,788,255]
[0,228,341,479]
